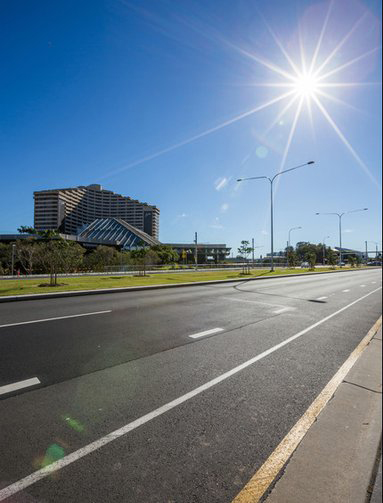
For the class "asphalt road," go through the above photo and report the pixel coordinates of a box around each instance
[0,268,381,502]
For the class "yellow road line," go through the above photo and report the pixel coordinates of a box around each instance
[232,315,382,503]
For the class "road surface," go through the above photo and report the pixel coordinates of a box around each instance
[0,268,381,502]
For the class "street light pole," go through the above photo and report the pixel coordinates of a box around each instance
[339,216,342,265]
[288,226,302,248]
[238,161,315,272]
[194,232,198,270]
[270,181,274,271]
[316,208,368,267]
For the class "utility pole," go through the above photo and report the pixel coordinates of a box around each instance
[365,241,368,265]
[252,238,255,266]
[194,232,198,270]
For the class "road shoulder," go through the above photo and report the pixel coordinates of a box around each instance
[265,326,382,503]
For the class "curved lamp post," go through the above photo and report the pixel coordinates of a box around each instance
[316,208,368,267]
[238,161,315,272]
[288,226,302,248]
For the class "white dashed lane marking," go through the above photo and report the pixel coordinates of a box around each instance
[273,307,292,314]
[1,287,380,502]
[0,377,41,396]
[0,311,112,329]
[188,328,224,339]
[0,287,381,502]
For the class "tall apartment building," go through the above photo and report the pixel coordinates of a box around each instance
[34,184,160,239]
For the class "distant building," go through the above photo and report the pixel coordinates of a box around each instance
[74,217,160,249]
[334,247,364,258]
[0,227,231,259]
[34,184,160,239]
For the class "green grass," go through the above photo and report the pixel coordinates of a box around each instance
[0,266,365,297]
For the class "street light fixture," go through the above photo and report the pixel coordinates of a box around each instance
[288,226,302,248]
[316,208,368,267]
[238,161,315,272]
[322,235,330,266]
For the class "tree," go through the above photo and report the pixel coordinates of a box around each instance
[0,243,12,274]
[130,247,159,276]
[35,238,70,285]
[327,249,337,268]
[15,239,38,275]
[61,242,85,273]
[17,225,36,234]
[237,240,253,274]
[286,246,298,268]
[306,251,317,270]
[348,255,356,268]
[296,242,318,262]
[150,245,179,265]
[83,245,118,272]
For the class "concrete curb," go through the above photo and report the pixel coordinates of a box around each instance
[0,267,378,303]
[370,456,382,503]
[265,322,382,503]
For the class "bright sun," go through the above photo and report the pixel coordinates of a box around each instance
[106,2,380,189]
[230,3,380,187]
[293,72,319,97]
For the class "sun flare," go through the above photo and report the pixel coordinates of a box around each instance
[234,4,381,187]
[102,2,380,188]
[293,72,319,98]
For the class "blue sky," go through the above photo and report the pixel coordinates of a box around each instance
[1,0,381,255]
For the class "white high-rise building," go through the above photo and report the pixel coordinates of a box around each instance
[34,184,160,239]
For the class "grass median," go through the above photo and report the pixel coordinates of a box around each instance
[0,266,364,297]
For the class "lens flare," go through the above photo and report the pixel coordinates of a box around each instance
[100,2,380,187]
[293,72,319,97]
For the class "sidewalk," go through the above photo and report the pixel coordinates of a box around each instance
[265,327,382,503]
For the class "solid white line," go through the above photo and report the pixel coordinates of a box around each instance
[342,289,350,293]
[316,296,328,300]
[189,328,224,339]
[0,377,40,396]
[0,311,112,329]
[0,286,381,502]
[232,315,382,503]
